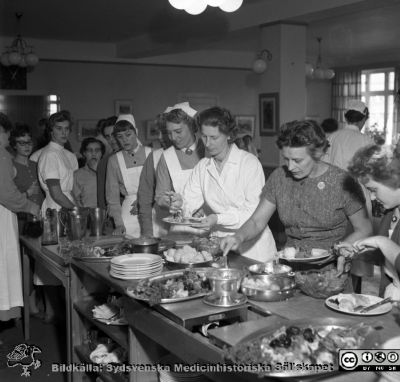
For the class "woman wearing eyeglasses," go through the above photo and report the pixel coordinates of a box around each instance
[10,124,43,232]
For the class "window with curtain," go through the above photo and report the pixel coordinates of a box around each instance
[332,67,400,144]
[331,70,361,129]
[361,68,395,144]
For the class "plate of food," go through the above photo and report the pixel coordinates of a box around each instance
[162,216,204,227]
[163,245,220,269]
[68,239,126,262]
[278,247,331,262]
[326,293,392,316]
[126,268,212,305]
[224,317,380,378]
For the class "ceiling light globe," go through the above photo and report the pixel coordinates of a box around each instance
[219,0,243,12]
[185,0,207,15]
[25,53,39,67]
[314,68,325,80]
[324,68,335,80]
[19,55,27,67]
[252,58,267,74]
[8,51,22,66]
[305,63,314,78]
[169,0,193,10]
[1,53,11,66]
[207,0,225,6]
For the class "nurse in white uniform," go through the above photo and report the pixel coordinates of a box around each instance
[171,107,277,262]
[37,110,78,322]
[155,102,206,235]
[106,114,151,237]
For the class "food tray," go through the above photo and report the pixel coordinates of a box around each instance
[226,317,381,378]
[126,268,213,304]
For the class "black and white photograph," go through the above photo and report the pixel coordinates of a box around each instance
[0,1,399,381]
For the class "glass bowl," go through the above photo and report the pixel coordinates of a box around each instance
[295,267,350,299]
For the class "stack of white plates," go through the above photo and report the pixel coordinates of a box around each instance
[158,354,205,382]
[109,253,163,280]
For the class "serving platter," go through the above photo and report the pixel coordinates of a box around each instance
[126,268,212,304]
[225,317,381,378]
[326,293,392,316]
[162,217,204,227]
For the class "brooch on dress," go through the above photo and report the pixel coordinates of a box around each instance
[317,181,325,190]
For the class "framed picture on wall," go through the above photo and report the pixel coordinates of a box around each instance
[146,120,159,141]
[115,99,133,115]
[77,119,98,141]
[259,93,279,136]
[235,115,255,137]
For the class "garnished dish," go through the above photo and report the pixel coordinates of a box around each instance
[164,245,213,264]
[279,247,330,262]
[126,268,212,305]
[69,239,137,262]
[225,318,378,378]
[326,293,393,316]
[191,236,221,256]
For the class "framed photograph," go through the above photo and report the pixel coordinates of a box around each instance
[259,93,279,136]
[114,99,133,115]
[146,120,160,141]
[235,115,255,137]
[77,119,98,141]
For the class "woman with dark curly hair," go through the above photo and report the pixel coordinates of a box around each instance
[170,106,276,261]
[221,119,372,258]
[347,144,400,298]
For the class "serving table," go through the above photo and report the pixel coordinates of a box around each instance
[19,236,398,382]
[68,251,398,382]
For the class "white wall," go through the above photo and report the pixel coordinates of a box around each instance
[25,60,260,152]
[306,80,332,123]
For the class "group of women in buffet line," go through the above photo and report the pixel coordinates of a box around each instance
[1,100,400,329]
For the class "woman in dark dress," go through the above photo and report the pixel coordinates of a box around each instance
[10,124,43,233]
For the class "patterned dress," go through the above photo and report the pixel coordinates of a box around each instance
[262,164,365,250]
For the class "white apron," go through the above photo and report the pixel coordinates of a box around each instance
[163,147,204,235]
[0,204,23,312]
[117,148,151,238]
[204,165,276,262]
[152,149,168,237]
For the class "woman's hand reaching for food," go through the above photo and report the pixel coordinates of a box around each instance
[220,234,242,257]
[334,241,358,258]
[168,192,183,215]
[353,236,388,252]
[334,241,358,276]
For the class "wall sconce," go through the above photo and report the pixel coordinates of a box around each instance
[252,49,272,74]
